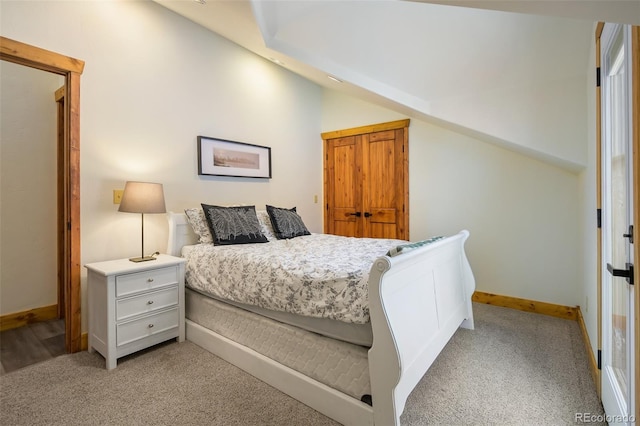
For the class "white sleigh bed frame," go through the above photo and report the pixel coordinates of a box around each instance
[167,212,475,425]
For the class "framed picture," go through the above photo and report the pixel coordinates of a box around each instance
[197,136,272,178]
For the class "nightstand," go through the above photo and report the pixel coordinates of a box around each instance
[85,254,186,370]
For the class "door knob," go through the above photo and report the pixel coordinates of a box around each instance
[607,263,635,285]
[348,212,362,217]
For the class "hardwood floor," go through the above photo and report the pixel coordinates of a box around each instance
[0,319,66,375]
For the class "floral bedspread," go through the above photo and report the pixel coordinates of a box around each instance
[183,234,405,324]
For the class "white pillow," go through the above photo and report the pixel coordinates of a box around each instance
[184,207,212,244]
[256,209,277,241]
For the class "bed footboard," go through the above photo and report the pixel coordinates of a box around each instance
[368,230,475,425]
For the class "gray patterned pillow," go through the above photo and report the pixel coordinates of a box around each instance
[184,208,212,244]
[201,204,268,245]
[266,205,311,239]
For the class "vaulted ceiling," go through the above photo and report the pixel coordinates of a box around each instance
[154,0,640,171]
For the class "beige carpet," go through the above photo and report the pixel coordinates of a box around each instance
[0,303,604,425]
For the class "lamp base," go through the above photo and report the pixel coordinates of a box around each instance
[128,256,157,263]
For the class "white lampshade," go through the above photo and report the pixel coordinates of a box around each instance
[118,181,166,214]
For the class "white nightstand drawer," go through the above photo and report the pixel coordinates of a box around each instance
[116,285,179,321]
[116,266,178,297]
[116,307,179,347]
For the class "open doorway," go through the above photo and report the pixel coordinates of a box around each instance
[0,61,64,372]
[0,36,83,354]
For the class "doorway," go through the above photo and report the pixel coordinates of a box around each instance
[0,36,83,353]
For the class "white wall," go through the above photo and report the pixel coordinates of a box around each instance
[0,0,323,327]
[323,90,583,307]
[0,61,63,315]
[0,0,594,331]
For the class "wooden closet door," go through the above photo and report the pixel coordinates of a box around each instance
[362,128,406,239]
[323,119,409,240]
[325,135,362,237]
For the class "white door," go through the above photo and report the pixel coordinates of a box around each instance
[601,23,636,426]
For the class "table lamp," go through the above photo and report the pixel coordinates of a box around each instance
[118,181,166,262]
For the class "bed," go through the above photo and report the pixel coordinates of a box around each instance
[167,207,475,425]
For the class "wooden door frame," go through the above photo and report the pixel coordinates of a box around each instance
[55,85,66,320]
[595,23,639,421]
[595,21,604,399]
[1,36,83,353]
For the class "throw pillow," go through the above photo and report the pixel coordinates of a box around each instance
[266,205,311,239]
[386,236,444,257]
[201,204,268,245]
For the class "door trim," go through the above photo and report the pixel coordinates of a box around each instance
[0,36,84,353]
[595,21,604,397]
[55,85,66,319]
[321,119,410,140]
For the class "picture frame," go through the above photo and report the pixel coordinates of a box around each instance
[197,136,272,179]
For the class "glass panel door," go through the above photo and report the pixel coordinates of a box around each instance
[601,23,635,425]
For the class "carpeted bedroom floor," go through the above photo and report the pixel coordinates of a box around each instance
[0,303,604,425]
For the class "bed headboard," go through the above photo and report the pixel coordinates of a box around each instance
[167,212,198,256]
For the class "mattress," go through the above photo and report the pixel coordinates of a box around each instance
[186,288,371,401]
[200,292,374,347]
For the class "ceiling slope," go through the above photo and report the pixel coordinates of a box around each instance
[154,0,636,171]
[413,0,640,26]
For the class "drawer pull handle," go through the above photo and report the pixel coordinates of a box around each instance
[147,300,154,305]
[147,278,154,283]
[148,324,154,328]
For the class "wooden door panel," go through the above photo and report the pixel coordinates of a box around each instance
[368,129,396,142]
[334,220,358,238]
[369,223,397,239]
[363,132,401,238]
[366,136,396,208]
[334,207,360,220]
[333,142,357,208]
[368,208,396,224]
[325,136,362,236]
[333,207,359,237]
